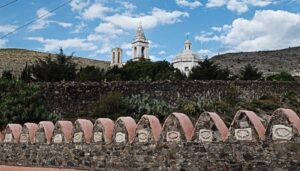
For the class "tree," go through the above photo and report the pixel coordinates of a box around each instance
[266,72,295,81]
[76,66,105,82]
[20,63,32,82]
[30,48,77,82]
[189,59,231,80]
[104,60,186,81]
[239,64,262,80]
[1,70,13,80]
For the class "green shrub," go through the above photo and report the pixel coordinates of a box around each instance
[1,70,13,80]
[0,80,58,129]
[93,92,130,120]
[266,72,295,81]
[176,99,200,116]
[76,66,105,82]
[126,94,171,121]
[239,64,262,80]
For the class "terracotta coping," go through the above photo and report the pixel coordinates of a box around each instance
[138,115,162,142]
[23,123,38,144]
[272,108,300,133]
[75,119,93,144]
[94,118,114,143]
[38,121,55,144]
[6,124,22,143]
[232,110,266,140]
[201,112,229,141]
[117,117,137,143]
[170,113,194,141]
[55,121,74,143]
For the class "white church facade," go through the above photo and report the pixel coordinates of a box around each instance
[171,39,202,75]
[110,24,202,75]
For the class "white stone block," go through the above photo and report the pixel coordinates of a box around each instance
[272,124,292,140]
[199,129,213,142]
[137,129,149,143]
[235,128,252,141]
[20,133,29,143]
[53,134,63,143]
[115,132,126,143]
[73,132,83,143]
[4,133,12,143]
[167,131,180,142]
[93,132,103,142]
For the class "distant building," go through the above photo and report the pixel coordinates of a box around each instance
[131,24,150,61]
[111,48,122,67]
[172,39,202,76]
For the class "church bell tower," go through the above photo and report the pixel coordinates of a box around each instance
[131,23,149,61]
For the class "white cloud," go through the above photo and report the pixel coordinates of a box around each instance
[198,49,216,58]
[196,10,300,52]
[87,34,102,41]
[158,50,166,55]
[175,0,202,9]
[82,3,113,20]
[0,39,7,48]
[120,1,136,12]
[104,7,189,30]
[149,55,160,61]
[95,23,124,36]
[26,37,97,52]
[70,0,90,12]
[0,25,17,34]
[71,22,87,33]
[29,8,73,31]
[206,0,273,14]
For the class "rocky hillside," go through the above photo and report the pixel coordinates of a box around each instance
[211,46,300,76]
[0,48,110,77]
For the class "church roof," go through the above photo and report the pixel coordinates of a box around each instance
[172,40,202,63]
[134,24,147,42]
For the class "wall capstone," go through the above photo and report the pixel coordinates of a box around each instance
[134,115,162,144]
[193,112,229,142]
[113,117,137,144]
[93,118,114,143]
[21,123,38,144]
[4,124,22,143]
[73,119,93,144]
[36,121,54,144]
[53,121,74,143]
[230,110,266,141]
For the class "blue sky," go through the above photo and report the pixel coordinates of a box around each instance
[0,0,300,62]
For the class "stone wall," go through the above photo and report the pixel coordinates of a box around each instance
[39,81,300,116]
[0,109,299,170]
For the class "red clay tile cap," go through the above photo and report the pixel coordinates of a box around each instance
[172,113,194,141]
[272,108,300,133]
[38,121,54,144]
[75,119,93,144]
[207,112,229,141]
[138,115,162,142]
[23,123,38,144]
[55,121,74,143]
[232,110,266,140]
[95,118,114,143]
[6,124,22,143]
[117,117,137,143]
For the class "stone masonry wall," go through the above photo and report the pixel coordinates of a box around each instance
[39,81,300,116]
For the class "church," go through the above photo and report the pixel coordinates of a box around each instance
[110,24,202,75]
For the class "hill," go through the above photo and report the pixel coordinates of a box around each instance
[211,46,300,76]
[0,48,110,77]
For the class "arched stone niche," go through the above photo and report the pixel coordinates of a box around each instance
[93,118,114,144]
[193,112,229,143]
[4,124,22,143]
[20,123,38,144]
[266,108,300,141]
[73,119,93,144]
[112,117,137,144]
[133,115,162,144]
[35,121,54,144]
[229,110,266,141]
[161,113,194,143]
[52,121,74,144]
